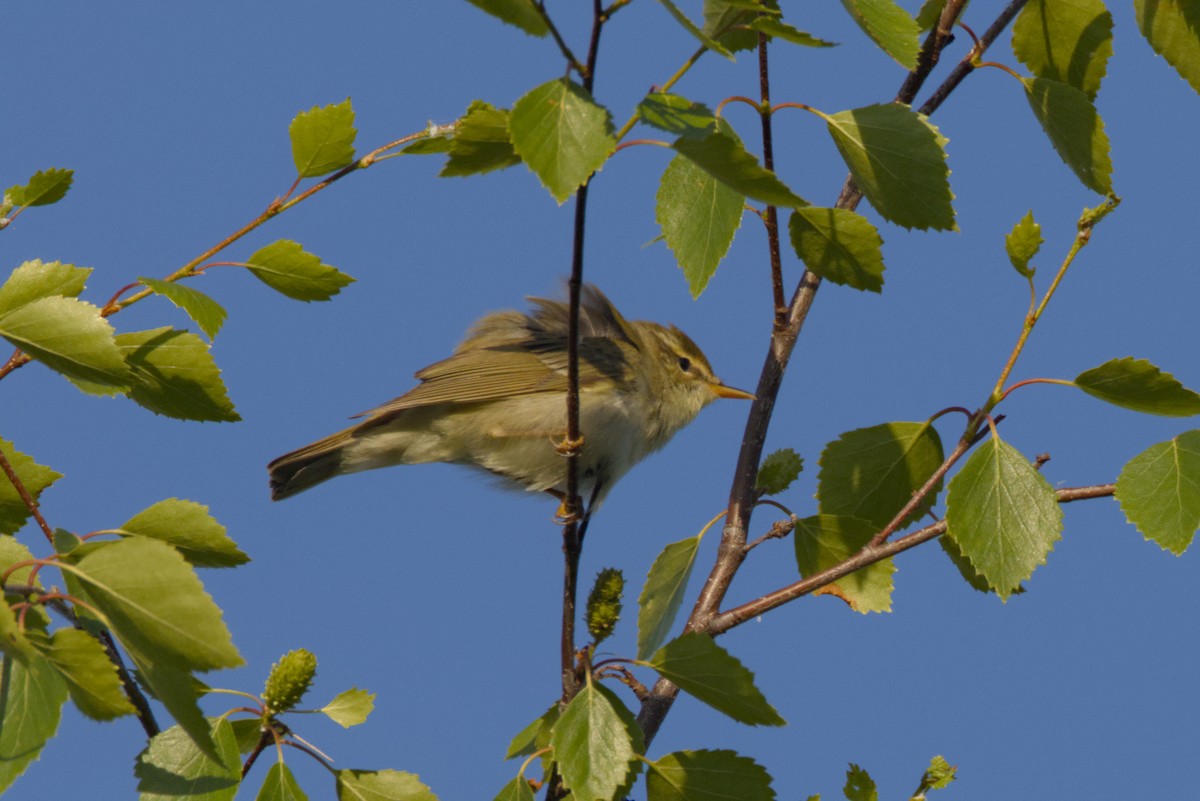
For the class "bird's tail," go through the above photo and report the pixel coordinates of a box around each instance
[268,428,354,500]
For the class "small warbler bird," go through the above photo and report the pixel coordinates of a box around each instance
[268,285,753,509]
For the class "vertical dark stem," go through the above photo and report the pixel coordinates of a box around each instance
[559,0,607,706]
[756,30,786,326]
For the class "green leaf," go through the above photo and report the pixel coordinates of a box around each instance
[245,239,355,302]
[1013,0,1113,100]
[72,535,243,671]
[139,277,228,340]
[646,633,785,726]
[463,0,549,36]
[509,78,616,204]
[134,718,240,801]
[441,101,521,177]
[0,295,131,390]
[0,536,41,593]
[505,703,559,760]
[1116,430,1200,554]
[839,0,920,68]
[492,777,535,801]
[702,0,775,54]
[133,654,220,759]
[756,448,804,496]
[1134,0,1200,95]
[1074,357,1200,416]
[1005,210,1042,278]
[817,421,945,529]
[657,0,736,59]
[0,437,61,536]
[230,718,263,754]
[637,535,702,660]
[0,653,68,794]
[656,154,744,297]
[794,515,895,613]
[37,628,135,720]
[639,93,719,138]
[0,602,37,663]
[915,0,949,30]
[917,755,957,792]
[939,534,1025,595]
[257,762,309,801]
[109,327,240,422]
[647,749,776,801]
[1021,76,1113,194]
[673,123,809,208]
[749,17,838,47]
[944,435,1063,600]
[788,207,886,292]
[120,498,248,568]
[400,136,453,156]
[844,764,878,801]
[334,769,438,801]
[289,98,357,178]
[0,259,91,316]
[550,681,643,801]
[322,687,376,728]
[6,168,74,208]
[825,104,955,230]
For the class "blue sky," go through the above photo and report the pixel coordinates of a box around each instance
[3,1,1199,799]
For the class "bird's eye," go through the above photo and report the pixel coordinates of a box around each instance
[678,356,691,372]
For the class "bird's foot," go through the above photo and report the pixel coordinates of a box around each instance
[554,433,585,457]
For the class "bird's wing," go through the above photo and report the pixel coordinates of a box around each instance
[354,285,641,422]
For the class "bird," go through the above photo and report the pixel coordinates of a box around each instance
[267,285,753,513]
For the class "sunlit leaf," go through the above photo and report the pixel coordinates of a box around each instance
[245,240,354,302]
[756,448,804,496]
[36,628,135,720]
[0,438,61,536]
[5,168,74,208]
[1074,357,1200,416]
[839,0,920,68]
[134,718,240,801]
[491,777,534,801]
[673,122,808,208]
[1005,210,1042,278]
[120,498,247,568]
[551,681,643,801]
[72,536,243,671]
[844,764,878,801]
[656,154,744,297]
[109,328,240,422]
[657,0,736,59]
[290,98,357,178]
[257,762,309,801]
[322,687,375,728]
[0,260,91,316]
[509,78,616,204]
[0,296,131,391]
[0,653,68,794]
[825,104,955,230]
[646,633,785,726]
[794,515,895,613]
[334,768,438,801]
[463,0,549,36]
[441,101,521,177]
[945,436,1063,600]
[1013,0,1113,99]
[1021,76,1113,194]
[139,277,228,340]
[788,207,885,292]
[1134,0,1200,95]
[505,704,559,760]
[647,749,776,801]
[1116,430,1200,554]
[637,535,702,659]
[750,17,837,47]
[817,421,944,528]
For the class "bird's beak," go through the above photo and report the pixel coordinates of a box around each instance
[709,382,755,400]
